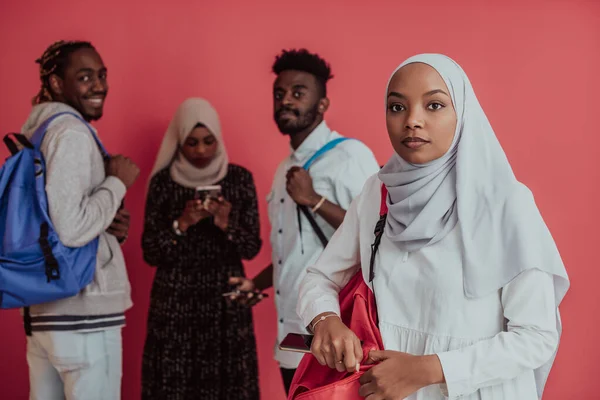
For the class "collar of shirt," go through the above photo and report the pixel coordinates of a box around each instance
[289,120,333,166]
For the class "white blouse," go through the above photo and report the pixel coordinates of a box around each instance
[297,174,558,399]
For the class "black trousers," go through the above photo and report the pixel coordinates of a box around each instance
[280,367,297,396]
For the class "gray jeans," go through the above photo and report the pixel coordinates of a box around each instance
[27,328,122,400]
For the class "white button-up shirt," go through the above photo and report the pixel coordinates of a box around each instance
[298,174,559,398]
[267,121,379,369]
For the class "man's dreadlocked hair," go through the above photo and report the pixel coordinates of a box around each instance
[32,40,96,105]
[272,49,334,98]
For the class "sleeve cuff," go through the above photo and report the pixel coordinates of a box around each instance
[300,299,341,329]
[436,350,472,398]
[439,383,449,398]
[160,224,189,253]
[102,176,127,202]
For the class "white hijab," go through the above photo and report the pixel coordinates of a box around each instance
[378,54,569,397]
[149,98,229,188]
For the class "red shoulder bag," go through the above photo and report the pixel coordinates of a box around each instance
[288,184,388,400]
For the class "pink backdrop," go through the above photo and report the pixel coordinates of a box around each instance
[1,0,599,398]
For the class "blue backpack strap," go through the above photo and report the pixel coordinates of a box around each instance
[30,112,109,157]
[302,137,350,170]
[296,137,352,252]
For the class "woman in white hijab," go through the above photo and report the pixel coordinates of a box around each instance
[297,55,569,399]
[141,98,262,400]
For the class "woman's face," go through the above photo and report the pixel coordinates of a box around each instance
[180,125,218,169]
[386,62,457,164]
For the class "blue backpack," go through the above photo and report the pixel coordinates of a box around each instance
[0,112,107,309]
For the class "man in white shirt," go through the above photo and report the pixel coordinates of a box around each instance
[229,48,379,394]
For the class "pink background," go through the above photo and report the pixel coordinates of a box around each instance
[1,0,599,398]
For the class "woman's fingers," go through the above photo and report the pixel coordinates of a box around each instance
[343,337,359,373]
[353,336,364,369]
[309,319,364,373]
[334,338,347,372]
[322,342,337,370]
[311,337,327,366]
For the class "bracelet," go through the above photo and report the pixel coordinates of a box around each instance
[310,313,339,333]
[311,196,326,213]
[172,219,186,236]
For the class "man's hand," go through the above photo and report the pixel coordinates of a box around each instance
[106,155,140,189]
[227,277,265,307]
[286,166,320,207]
[107,208,130,243]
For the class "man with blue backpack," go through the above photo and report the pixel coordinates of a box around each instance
[4,40,139,400]
[228,49,379,394]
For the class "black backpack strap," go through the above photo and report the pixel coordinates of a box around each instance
[369,214,387,282]
[297,205,329,252]
[369,184,389,282]
[3,133,34,156]
[23,307,32,336]
[39,222,60,282]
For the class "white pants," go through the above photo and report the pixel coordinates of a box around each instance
[26,328,122,400]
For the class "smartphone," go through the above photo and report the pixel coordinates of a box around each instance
[195,185,222,206]
[279,333,314,354]
[222,290,269,299]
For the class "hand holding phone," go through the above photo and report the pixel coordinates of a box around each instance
[178,199,211,232]
[195,185,222,208]
[225,277,268,307]
[222,289,269,300]
[279,333,314,354]
[195,185,231,231]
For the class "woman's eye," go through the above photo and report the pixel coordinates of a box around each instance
[388,104,405,112]
[428,102,445,111]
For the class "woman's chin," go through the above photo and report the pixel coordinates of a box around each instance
[188,158,213,169]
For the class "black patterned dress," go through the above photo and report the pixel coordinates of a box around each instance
[141,164,262,400]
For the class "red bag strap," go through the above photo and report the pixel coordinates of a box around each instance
[380,184,388,216]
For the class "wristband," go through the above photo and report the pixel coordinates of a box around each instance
[311,196,326,213]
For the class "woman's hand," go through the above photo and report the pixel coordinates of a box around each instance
[204,196,232,231]
[178,199,210,232]
[310,313,363,373]
[358,351,444,399]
